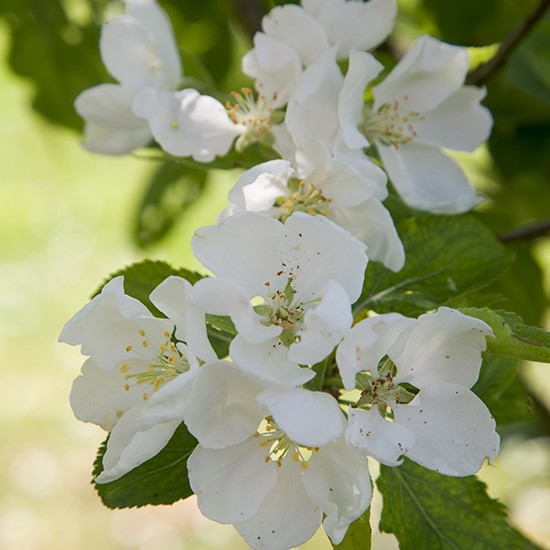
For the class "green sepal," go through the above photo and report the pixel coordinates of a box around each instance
[378,459,540,549]
[92,423,198,509]
[205,314,237,358]
[461,307,550,363]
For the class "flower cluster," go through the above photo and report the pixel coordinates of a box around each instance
[63,1,500,549]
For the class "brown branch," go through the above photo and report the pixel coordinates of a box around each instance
[498,219,550,243]
[467,0,550,86]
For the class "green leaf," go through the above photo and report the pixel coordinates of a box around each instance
[334,507,371,549]
[356,215,512,317]
[378,459,540,549]
[460,307,550,362]
[134,161,208,247]
[205,314,237,358]
[95,260,204,317]
[472,353,532,426]
[93,423,197,508]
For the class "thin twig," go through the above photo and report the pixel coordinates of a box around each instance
[498,219,550,243]
[467,0,550,86]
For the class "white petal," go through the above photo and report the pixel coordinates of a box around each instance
[393,382,500,476]
[227,159,294,213]
[330,198,405,272]
[316,0,397,58]
[373,35,469,112]
[124,0,182,88]
[95,405,180,483]
[230,336,315,386]
[59,276,172,370]
[280,213,367,302]
[183,362,266,448]
[150,276,216,363]
[258,387,345,447]
[377,141,484,214]
[262,5,330,66]
[303,438,372,544]
[235,461,321,550]
[390,307,492,389]
[136,370,196,429]
[192,278,281,344]
[294,141,381,206]
[132,88,239,161]
[339,49,382,150]
[99,8,181,90]
[289,281,352,365]
[336,314,412,390]
[414,86,492,151]
[188,439,278,524]
[242,33,302,108]
[69,358,144,431]
[346,407,415,466]
[75,84,151,154]
[192,213,284,297]
[286,48,343,149]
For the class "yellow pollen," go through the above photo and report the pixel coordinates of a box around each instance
[142,393,148,401]
[142,340,149,348]
[124,383,130,391]
[125,345,132,352]
[119,363,129,373]
[138,329,145,337]
[164,331,171,338]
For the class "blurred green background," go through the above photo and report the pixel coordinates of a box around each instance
[1,0,550,548]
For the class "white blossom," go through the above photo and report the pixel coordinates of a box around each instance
[340,38,493,213]
[60,276,215,483]
[191,212,367,385]
[75,0,182,154]
[222,144,404,270]
[243,0,396,107]
[336,307,500,476]
[185,361,370,549]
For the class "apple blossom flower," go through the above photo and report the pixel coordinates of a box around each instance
[75,0,182,154]
[60,275,216,482]
[220,142,405,270]
[339,37,493,213]
[336,307,500,476]
[242,0,396,107]
[190,212,367,385]
[185,361,370,549]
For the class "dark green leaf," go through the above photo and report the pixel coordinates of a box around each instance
[461,307,550,362]
[94,260,204,317]
[378,459,540,549]
[93,423,197,508]
[134,162,208,247]
[334,507,371,549]
[205,314,237,358]
[356,215,512,317]
[472,353,532,426]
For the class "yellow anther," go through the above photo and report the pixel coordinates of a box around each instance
[142,340,149,348]
[164,331,171,338]
[300,462,309,471]
[125,345,132,352]
[119,363,129,373]
[138,329,145,337]
[124,383,130,391]
[142,393,149,401]
[291,452,300,462]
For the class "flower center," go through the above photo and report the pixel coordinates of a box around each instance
[120,329,190,401]
[354,358,416,417]
[255,277,321,347]
[361,96,424,148]
[254,418,318,470]
[274,178,332,222]
[226,88,280,152]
